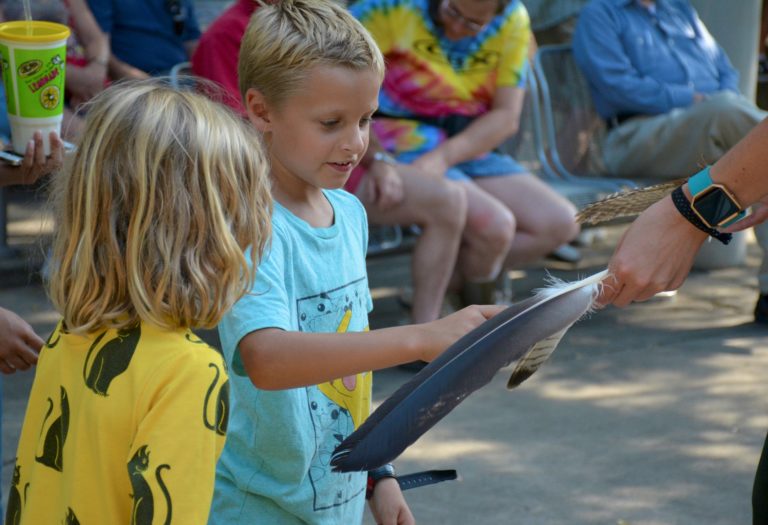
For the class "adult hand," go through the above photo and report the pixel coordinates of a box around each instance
[693,92,709,104]
[366,160,404,211]
[0,307,42,373]
[722,198,768,232]
[0,131,65,187]
[597,196,708,307]
[412,149,450,179]
[368,478,415,525]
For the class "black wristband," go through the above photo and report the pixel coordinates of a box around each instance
[366,463,396,500]
[671,186,732,245]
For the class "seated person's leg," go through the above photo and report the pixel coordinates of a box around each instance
[605,93,767,179]
[474,173,579,268]
[356,163,466,324]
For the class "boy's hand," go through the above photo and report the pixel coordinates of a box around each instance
[0,307,42,373]
[368,477,415,525]
[417,304,506,363]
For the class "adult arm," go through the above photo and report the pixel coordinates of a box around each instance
[412,86,526,175]
[572,3,695,115]
[238,305,504,390]
[64,0,109,104]
[600,117,768,306]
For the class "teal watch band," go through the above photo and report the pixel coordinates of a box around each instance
[688,166,746,227]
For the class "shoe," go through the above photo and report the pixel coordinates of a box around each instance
[755,294,768,324]
[547,243,582,264]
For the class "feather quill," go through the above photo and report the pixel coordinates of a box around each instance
[331,270,607,472]
[576,179,686,225]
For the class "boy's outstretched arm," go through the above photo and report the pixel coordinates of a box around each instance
[238,305,505,390]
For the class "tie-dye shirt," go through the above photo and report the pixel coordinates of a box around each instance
[351,0,530,158]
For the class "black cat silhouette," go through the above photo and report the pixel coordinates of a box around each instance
[44,328,61,349]
[5,464,29,525]
[204,363,229,435]
[83,326,140,396]
[63,507,80,525]
[35,386,69,472]
[128,446,172,525]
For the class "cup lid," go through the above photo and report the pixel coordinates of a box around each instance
[0,21,70,43]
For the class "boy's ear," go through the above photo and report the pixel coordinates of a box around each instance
[245,88,272,132]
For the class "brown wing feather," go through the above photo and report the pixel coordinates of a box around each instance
[576,178,687,225]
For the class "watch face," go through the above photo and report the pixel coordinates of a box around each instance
[693,187,741,227]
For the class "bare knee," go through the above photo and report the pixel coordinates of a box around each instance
[467,204,515,252]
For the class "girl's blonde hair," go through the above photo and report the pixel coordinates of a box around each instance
[239,0,385,108]
[48,80,272,334]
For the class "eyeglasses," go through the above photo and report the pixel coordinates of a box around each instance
[440,0,491,33]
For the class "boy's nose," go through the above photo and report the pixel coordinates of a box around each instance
[342,128,367,154]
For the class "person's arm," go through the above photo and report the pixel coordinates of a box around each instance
[572,4,695,115]
[63,0,109,104]
[0,131,64,187]
[413,85,525,175]
[0,307,42,373]
[368,477,415,525]
[600,117,768,306]
[239,305,503,390]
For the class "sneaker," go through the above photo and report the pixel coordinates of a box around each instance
[755,293,768,324]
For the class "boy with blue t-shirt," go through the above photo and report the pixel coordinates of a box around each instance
[208,2,505,524]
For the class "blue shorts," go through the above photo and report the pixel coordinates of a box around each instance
[396,151,527,182]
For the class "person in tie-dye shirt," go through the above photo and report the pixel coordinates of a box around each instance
[351,0,579,300]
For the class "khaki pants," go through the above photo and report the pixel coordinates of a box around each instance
[604,91,768,292]
[603,91,767,179]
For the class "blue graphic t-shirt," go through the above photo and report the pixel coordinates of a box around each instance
[211,189,373,525]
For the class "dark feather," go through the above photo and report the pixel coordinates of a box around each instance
[331,272,604,472]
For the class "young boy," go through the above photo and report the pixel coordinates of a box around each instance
[208,2,505,524]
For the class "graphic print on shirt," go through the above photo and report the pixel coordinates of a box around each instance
[35,386,69,472]
[128,445,172,525]
[297,278,371,511]
[44,325,61,349]
[203,362,229,436]
[83,325,140,396]
[6,463,29,525]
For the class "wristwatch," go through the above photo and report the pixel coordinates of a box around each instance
[372,151,398,166]
[687,166,746,229]
[366,463,396,499]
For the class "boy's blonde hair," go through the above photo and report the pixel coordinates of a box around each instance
[48,80,272,334]
[239,0,385,108]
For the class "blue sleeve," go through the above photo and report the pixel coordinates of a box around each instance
[217,233,292,371]
[183,0,202,42]
[86,0,113,34]
[573,3,694,117]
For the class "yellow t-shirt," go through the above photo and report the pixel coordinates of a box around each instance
[7,322,228,524]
